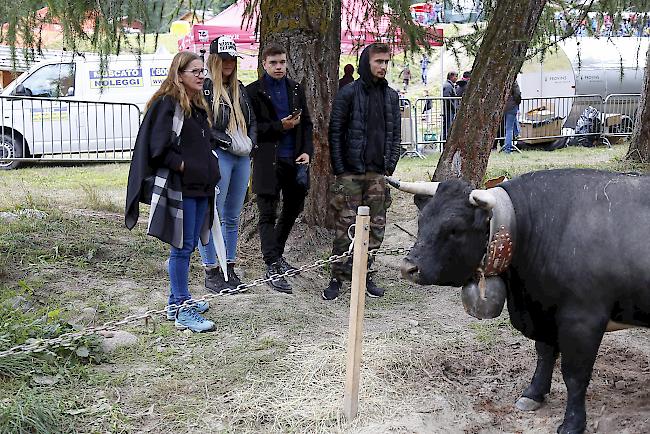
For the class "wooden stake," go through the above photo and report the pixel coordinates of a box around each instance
[343,205,370,421]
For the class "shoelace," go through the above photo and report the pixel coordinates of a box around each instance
[182,307,205,323]
[280,258,295,271]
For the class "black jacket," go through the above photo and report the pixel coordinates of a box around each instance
[246,76,313,195]
[456,79,468,97]
[203,78,257,153]
[125,95,218,245]
[328,46,401,176]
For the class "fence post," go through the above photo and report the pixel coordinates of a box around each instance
[343,205,370,421]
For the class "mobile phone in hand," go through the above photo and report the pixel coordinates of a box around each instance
[290,109,302,119]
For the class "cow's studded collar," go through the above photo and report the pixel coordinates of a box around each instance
[481,186,516,276]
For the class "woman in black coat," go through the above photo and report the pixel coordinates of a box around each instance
[125,51,219,333]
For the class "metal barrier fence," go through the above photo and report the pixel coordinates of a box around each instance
[602,94,641,138]
[404,93,641,155]
[0,93,642,168]
[0,95,141,169]
[411,96,461,154]
[399,98,418,157]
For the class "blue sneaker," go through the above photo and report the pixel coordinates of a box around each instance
[174,306,215,332]
[166,300,209,321]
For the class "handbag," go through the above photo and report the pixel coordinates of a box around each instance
[212,129,232,149]
[141,102,184,205]
[228,128,253,156]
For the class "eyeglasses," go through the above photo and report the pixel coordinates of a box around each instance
[182,68,208,77]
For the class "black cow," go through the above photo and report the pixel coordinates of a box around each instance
[390,168,650,434]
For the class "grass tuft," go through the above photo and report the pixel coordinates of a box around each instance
[80,184,121,213]
[0,388,63,434]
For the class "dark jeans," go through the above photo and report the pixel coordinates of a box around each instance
[257,159,306,265]
[443,106,456,141]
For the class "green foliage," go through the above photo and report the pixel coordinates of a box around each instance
[0,388,64,434]
[0,282,105,432]
[2,0,647,64]
[80,184,121,213]
[0,1,236,59]
[0,285,103,380]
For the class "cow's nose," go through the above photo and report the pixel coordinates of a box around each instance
[400,258,419,281]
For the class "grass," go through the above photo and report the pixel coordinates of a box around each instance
[395,143,643,182]
[468,317,514,346]
[0,387,64,434]
[80,184,121,213]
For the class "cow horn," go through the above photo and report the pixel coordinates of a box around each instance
[385,176,440,196]
[469,189,496,210]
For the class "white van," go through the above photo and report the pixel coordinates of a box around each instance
[0,52,173,169]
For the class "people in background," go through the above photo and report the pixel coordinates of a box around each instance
[399,64,412,92]
[502,80,521,154]
[339,64,355,89]
[433,0,443,23]
[125,51,219,333]
[420,55,430,85]
[456,70,471,98]
[198,36,257,294]
[246,43,314,294]
[442,71,458,141]
[422,89,433,123]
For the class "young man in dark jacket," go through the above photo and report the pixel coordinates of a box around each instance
[246,44,313,294]
[324,43,401,301]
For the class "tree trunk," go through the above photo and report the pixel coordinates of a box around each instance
[433,0,547,186]
[625,46,650,163]
[259,0,341,227]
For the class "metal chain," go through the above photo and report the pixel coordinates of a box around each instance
[0,251,353,359]
[0,240,412,359]
[370,246,411,257]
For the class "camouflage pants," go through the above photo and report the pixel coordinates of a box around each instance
[330,173,392,280]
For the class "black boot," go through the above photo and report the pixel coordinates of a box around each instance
[277,256,298,274]
[366,276,385,298]
[265,261,292,294]
[227,263,243,289]
[205,267,230,294]
[322,278,342,301]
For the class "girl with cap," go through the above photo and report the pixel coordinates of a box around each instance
[198,36,257,293]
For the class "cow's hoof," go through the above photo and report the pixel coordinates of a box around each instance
[557,424,585,434]
[515,396,543,411]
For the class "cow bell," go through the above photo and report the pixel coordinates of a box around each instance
[461,276,507,319]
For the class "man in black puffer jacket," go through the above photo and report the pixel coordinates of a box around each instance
[323,43,401,301]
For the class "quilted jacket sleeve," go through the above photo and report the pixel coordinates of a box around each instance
[386,89,402,175]
[328,85,353,175]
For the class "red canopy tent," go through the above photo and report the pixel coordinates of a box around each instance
[177,0,442,62]
[177,2,257,50]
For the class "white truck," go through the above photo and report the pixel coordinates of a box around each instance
[519,37,648,123]
[0,52,173,169]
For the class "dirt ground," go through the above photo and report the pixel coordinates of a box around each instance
[2,153,650,433]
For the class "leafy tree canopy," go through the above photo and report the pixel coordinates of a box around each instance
[2,1,647,60]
